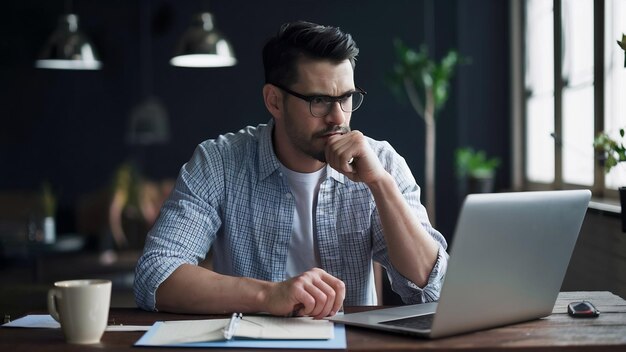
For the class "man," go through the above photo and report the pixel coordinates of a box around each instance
[134,21,448,319]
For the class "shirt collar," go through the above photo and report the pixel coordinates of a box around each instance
[258,119,348,184]
[258,119,283,181]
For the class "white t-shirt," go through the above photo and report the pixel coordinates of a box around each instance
[280,165,326,278]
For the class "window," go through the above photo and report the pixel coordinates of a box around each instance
[521,0,626,196]
[605,0,626,189]
[525,0,555,184]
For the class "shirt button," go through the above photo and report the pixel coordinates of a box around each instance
[285,193,292,199]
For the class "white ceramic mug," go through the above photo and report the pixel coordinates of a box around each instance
[47,279,112,344]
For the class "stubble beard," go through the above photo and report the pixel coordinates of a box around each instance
[309,125,351,163]
[282,103,350,163]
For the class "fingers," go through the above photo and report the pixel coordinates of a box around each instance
[322,271,345,316]
[328,275,345,316]
[326,130,387,185]
[266,269,344,318]
[326,131,362,174]
[295,279,331,319]
[289,268,345,319]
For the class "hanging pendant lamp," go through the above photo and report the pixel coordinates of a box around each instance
[35,13,102,70]
[170,12,236,68]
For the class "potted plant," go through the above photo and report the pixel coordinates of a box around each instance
[594,128,626,172]
[388,40,464,223]
[455,147,500,199]
[593,128,626,231]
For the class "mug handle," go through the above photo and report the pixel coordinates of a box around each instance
[47,288,61,322]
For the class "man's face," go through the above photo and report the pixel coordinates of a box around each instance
[277,59,355,166]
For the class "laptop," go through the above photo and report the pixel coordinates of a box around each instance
[329,189,591,339]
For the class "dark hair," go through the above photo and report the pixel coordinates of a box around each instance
[262,21,359,86]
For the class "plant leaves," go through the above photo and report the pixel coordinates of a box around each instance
[387,39,466,118]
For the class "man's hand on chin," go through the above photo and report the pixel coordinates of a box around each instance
[325,131,387,184]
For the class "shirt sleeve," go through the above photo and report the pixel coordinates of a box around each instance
[370,141,449,304]
[389,245,449,303]
[133,142,224,311]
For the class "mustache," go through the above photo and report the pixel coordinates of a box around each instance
[313,126,351,138]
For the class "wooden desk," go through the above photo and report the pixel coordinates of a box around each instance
[2,291,626,351]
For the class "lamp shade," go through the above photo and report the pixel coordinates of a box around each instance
[35,14,102,70]
[127,97,170,145]
[170,12,236,68]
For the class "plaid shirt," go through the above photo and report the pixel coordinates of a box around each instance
[134,120,448,311]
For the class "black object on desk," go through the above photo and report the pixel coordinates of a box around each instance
[567,301,600,318]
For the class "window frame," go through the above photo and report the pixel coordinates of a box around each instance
[512,0,615,199]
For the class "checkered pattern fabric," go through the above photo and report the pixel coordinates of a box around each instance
[134,120,448,311]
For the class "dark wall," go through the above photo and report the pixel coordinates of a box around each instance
[562,210,626,299]
[0,0,510,242]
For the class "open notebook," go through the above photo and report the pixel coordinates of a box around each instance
[137,315,334,346]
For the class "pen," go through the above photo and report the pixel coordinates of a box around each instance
[223,312,242,340]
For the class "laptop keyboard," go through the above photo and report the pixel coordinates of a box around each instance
[380,314,435,330]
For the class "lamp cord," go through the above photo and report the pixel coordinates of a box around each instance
[140,0,152,99]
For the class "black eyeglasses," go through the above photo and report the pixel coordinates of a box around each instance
[272,83,367,118]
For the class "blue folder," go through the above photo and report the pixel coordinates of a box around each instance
[134,321,347,349]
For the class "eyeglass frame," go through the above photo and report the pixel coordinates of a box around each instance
[270,83,367,118]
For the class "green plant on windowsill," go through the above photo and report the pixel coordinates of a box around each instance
[593,128,626,173]
[593,128,626,232]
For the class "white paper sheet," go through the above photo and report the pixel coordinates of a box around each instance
[2,314,149,331]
